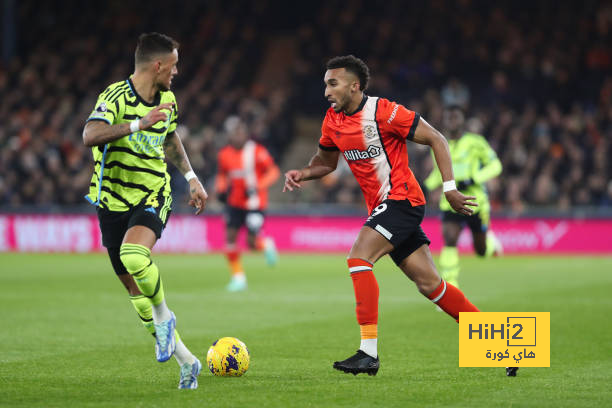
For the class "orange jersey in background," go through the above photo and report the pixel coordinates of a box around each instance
[216,141,279,210]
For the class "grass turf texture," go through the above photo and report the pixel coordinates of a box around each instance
[1,253,611,407]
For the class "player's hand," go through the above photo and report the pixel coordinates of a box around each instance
[444,189,478,215]
[457,178,475,191]
[140,103,174,130]
[283,169,303,192]
[188,178,208,215]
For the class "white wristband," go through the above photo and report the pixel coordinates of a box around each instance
[129,119,140,133]
[184,170,197,182]
[443,180,457,192]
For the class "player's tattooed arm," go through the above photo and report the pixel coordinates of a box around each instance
[283,148,339,192]
[83,103,173,147]
[163,130,191,175]
[164,130,208,214]
[412,118,477,215]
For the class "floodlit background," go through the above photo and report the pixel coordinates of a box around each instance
[1,0,611,215]
[1,2,611,407]
[2,0,611,254]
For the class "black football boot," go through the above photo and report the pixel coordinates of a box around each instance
[333,350,380,376]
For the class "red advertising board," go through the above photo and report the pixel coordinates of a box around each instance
[0,214,610,254]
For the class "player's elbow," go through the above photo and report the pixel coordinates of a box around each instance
[83,122,107,147]
[428,130,447,148]
[82,128,95,147]
[270,166,281,182]
[493,159,503,176]
[320,163,337,177]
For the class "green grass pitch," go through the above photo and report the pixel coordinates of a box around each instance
[1,252,611,407]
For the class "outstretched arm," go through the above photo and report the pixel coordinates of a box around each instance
[83,103,174,147]
[412,118,477,215]
[283,148,340,192]
[163,130,208,215]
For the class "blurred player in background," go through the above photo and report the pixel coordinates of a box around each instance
[82,32,208,389]
[216,116,280,292]
[424,105,503,288]
[284,55,516,377]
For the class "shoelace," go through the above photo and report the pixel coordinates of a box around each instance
[179,363,193,387]
[156,321,169,350]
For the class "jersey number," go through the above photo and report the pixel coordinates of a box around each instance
[370,203,388,218]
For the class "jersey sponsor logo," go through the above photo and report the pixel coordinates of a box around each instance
[128,132,166,154]
[387,103,399,124]
[343,145,381,161]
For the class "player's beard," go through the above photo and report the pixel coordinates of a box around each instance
[342,94,359,113]
[334,95,350,113]
[157,77,171,92]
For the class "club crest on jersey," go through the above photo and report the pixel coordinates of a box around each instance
[363,125,377,140]
[344,145,381,161]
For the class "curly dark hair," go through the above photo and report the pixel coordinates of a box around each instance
[326,55,370,91]
[135,32,179,65]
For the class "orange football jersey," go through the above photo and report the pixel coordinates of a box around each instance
[217,141,276,210]
[319,96,425,213]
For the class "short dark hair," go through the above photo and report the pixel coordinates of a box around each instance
[326,55,370,91]
[135,32,179,65]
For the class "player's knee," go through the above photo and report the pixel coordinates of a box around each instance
[107,247,129,275]
[119,245,150,274]
[444,235,459,247]
[412,271,442,296]
[417,279,440,297]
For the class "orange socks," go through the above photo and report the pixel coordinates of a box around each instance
[360,324,377,339]
[255,237,266,251]
[427,280,480,321]
[225,248,244,276]
[348,258,379,357]
[348,258,379,325]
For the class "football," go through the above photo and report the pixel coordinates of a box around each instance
[206,337,250,376]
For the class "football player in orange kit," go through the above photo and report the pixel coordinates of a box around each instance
[216,116,280,291]
[284,55,518,377]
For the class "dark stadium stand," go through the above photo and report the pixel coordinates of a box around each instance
[1,0,610,214]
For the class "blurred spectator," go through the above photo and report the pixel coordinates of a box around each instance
[0,1,291,211]
[286,0,612,214]
[1,0,610,214]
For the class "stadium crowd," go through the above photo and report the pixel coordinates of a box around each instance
[0,1,291,210]
[1,0,610,213]
[290,0,612,213]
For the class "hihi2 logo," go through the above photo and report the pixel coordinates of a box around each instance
[459,312,550,367]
